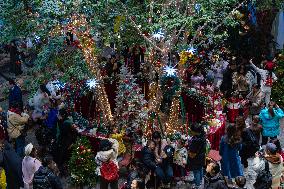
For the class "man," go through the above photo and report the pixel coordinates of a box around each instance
[8,80,23,110]
[33,155,63,189]
[246,84,264,123]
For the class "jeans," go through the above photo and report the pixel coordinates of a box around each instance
[15,135,25,158]
[193,168,203,186]
[155,164,173,184]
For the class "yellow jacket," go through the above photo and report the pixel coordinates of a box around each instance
[110,132,126,155]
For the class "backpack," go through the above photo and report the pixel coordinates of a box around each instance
[33,168,52,189]
[100,160,119,182]
[253,160,272,189]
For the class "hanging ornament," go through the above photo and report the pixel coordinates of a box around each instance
[185,46,197,55]
[86,79,98,90]
[163,65,177,76]
[152,29,165,41]
[194,3,202,14]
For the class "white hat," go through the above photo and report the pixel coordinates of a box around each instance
[25,143,34,156]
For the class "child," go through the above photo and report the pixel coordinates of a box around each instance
[126,159,145,189]
[173,138,188,184]
[130,178,145,189]
[224,92,243,124]
[110,127,126,156]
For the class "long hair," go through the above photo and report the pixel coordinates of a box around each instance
[226,124,241,147]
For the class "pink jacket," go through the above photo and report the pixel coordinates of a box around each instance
[22,156,42,187]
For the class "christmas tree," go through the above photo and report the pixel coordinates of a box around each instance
[272,50,284,107]
[68,137,97,187]
[114,65,148,129]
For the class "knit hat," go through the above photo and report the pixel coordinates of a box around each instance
[25,143,34,156]
[266,143,277,154]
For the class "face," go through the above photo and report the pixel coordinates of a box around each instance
[131,180,138,189]
[206,162,215,174]
[153,137,161,144]
[149,141,155,150]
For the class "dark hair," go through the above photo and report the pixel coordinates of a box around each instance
[99,139,112,151]
[226,124,240,147]
[212,162,220,175]
[134,178,145,189]
[42,155,53,167]
[252,83,260,89]
[235,176,246,187]
[190,123,205,135]
[40,84,51,96]
[269,138,281,154]
[152,131,161,140]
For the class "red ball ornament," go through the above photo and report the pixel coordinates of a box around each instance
[79,145,85,151]
[124,80,129,84]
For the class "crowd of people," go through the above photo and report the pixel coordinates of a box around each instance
[0,49,284,189]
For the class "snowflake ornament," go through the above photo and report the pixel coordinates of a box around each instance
[86,79,99,89]
[152,29,165,41]
[186,46,197,55]
[163,65,177,76]
[52,80,65,90]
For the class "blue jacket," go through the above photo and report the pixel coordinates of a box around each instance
[259,108,284,137]
[219,136,243,179]
[44,108,59,129]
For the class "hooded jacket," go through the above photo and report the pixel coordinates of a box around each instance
[259,108,284,137]
[204,172,228,189]
[95,138,119,176]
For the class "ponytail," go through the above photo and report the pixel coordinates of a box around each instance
[268,107,275,117]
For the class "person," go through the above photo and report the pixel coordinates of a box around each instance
[233,65,249,97]
[0,125,24,189]
[211,56,229,88]
[252,143,284,189]
[173,138,188,182]
[33,155,63,189]
[204,160,228,189]
[52,109,77,176]
[29,84,51,122]
[8,80,23,110]
[22,143,42,189]
[110,127,126,156]
[95,138,119,189]
[234,176,247,189]
[220,61,237,97]
[43,99,59,140]
[188,123,207,188]
[250,59,277,106]
[125,159,145,189]
[219,124,243,182]
[224,92,243,124]
[259,101,284,145]
[130,178,145,189]
[152,131,173,188]
[141,140,157,188]
[239,115,262,169]
[7,105,29,157]
[9,40,22,75]
[246,84,264,123]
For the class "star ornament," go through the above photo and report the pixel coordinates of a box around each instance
[186,46,197,55]
[152,29,165,41]
[86,79,99,89]
[163,65,177,76]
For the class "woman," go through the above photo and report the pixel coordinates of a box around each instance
[152,131,173,188]
[259,101,284,145]
[22,143,42,189]
[219,124,243,182]
[95,138,119,189]
[29,84,50,122]
[252,143,284,189]
[130,178,145,189]
[7,105,29,157]
[204,160,228,189]
[240,115,262,169]
[233,65,249,97]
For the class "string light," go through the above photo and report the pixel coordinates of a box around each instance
[166,96,181,135]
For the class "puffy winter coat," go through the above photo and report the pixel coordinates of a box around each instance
[141,146,157,173]
[7,111,29,139]
[259,108,284,137]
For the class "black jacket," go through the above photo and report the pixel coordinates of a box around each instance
[204,173,228,189]
[141,146,157,172]
[240,128,260,158]
[33,166,63,189]
[188,134,206,170]
[0,141,24,189]
[126,170,139,189]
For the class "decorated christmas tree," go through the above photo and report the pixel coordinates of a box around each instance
[272,50,284,107]
[114,65,148,129]
[68,137,97,187]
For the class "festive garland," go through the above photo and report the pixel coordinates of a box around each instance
[182,87,210,106]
